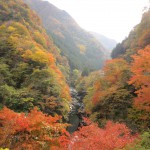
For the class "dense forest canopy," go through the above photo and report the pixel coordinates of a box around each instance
[0,0,150,149]
[0,0,71,118]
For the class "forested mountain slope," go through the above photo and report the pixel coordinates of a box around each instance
[76,10,150,134]
[112,10,150,59]
[90,32,117,52]
[0,0,71,118]
[24,0,106,71]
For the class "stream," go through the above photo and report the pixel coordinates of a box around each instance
[67,88,85,133]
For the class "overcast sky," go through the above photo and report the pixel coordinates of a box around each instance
[45,0,148,42]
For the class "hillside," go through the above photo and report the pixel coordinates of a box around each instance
[75,10,150,134]
[111,10,150,59]
[90,32,117,52]
[24,0,106,71]
[0,0,71,117]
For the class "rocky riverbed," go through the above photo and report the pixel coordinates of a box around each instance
[67,88,85,133]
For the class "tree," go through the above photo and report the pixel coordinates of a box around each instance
[129,45,150,112]
[0,107,70,149]
[69,118,137,150]
[103,58,129,86]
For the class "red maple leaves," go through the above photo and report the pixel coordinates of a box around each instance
[69,118,137,150]
[129,45,150,112]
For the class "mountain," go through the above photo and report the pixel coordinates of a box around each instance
[0,0,71,117]
[24,0,106,71]
[90,32,117,52]
[111,10,150,59]
[75,10,150,134]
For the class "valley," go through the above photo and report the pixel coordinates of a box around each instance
[0,0,149,149]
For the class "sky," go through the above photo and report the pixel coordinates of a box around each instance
[45,0,149,42]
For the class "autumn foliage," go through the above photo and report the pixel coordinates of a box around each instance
[69,118,137,150]
[129,45,150,112]
[0,0,149,149]
[103,58,129,85]
[0,107,69,149]
[0,107,137,150]
[0,0,71,117]
[91,58,129,105]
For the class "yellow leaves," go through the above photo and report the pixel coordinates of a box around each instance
[60,85,71,100]
[22,49,32,56]
[0,24,6,31]
[9,22,30,37]
[32,49,49,64]
[7,26,15,32]
[77,44,86,54]
[22,49,55,65]
[34,31,47,47]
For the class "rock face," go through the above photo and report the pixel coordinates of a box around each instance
[24,0,106,71]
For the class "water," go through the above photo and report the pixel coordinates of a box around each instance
[67,88,84,133]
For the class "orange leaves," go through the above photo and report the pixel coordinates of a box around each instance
[69,118,137,150]
[91,78,106,104]
[129,45,150,87]
[0,108,137,150]
[48,52,55,64]
[92,91,101,104]
[50,65,71,102]
[138,29,150,47]
[60,85,71,100]
[22,49,55,65]
[103,58,129,85]
[134,85,150,112]
[129,45,150,112]
[90,58,129,105]
[0,107,70,149]
[0,107,29,131]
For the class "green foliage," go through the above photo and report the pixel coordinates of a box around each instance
[90,89,133,127]
[70,69,81,87]
[0,0,71,118]
[122,131,150,150]
[76,71,101,93]
[128,107,150,132]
